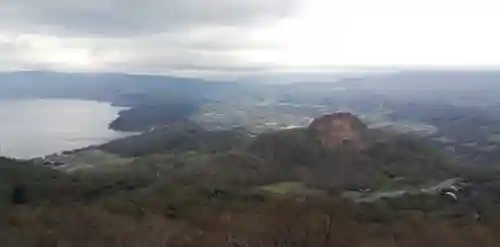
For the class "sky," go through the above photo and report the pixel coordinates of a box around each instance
[1,0,500,76]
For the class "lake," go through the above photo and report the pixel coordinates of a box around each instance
[0,99,132,159]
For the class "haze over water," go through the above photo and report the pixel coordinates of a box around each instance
[0,99,131,159]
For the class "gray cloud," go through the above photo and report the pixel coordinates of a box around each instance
[1,0,297,36]
[0,0,298,74]
[0,30,266,72]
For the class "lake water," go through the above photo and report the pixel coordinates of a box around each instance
[0,99,132,159]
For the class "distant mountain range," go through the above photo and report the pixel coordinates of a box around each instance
[0,71,228,104]
[2,70,500,103]
[336,70,500,104]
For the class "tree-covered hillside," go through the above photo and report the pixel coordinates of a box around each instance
[3,112,500,247]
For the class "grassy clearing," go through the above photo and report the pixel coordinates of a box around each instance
[488,134,500,144]
[51,149,134,173]
[258,182,325,197]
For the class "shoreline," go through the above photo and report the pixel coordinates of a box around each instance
[0,98,137,160]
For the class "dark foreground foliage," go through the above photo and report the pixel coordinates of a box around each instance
[3,196,500,247]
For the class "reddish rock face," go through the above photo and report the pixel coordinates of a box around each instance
[309,112,367,150]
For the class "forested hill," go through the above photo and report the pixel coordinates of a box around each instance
[248,112,455,189]
[99,112,456,190]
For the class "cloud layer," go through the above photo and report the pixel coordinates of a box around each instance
[0,0,297,74]
[1,0,500,76]
[1,0,297,35]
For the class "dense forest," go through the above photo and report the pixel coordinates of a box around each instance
[4,113,500,246]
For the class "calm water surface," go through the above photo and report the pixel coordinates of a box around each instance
[0,99,132,159]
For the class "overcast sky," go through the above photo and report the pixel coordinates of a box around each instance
[1,0,500,76]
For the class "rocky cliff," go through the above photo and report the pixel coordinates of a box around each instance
[309,112,368,150]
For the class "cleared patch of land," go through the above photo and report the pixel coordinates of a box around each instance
[44,149,134,173]
[258,182,325,197]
